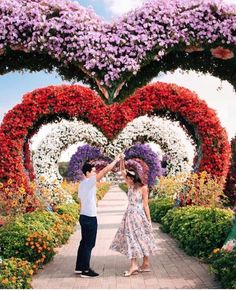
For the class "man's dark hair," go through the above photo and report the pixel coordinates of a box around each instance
[82,163,93,175]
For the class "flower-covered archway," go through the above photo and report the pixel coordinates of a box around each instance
[0,0,235,102]
[0,82,230,211]
[32,120,107,193]
[33,115,195,195]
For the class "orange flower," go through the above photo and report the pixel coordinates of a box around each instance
[213,248,220,254]
[2,278,9,284]
[11,200,17,207]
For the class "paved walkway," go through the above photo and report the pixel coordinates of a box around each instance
[32,186,220,289]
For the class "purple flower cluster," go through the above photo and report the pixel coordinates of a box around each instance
[124,143,162,187]
[90,157,112,172]
[67,144,105,181]
[0,0,235,87]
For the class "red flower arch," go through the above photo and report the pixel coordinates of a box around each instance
[0,82,230,211]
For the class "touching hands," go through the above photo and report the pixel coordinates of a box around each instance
[114,153,125,162]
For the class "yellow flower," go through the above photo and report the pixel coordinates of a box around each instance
[19,187,26,194]
[7,179,13,185]
[11,200,17,207]
[213,248,220,254]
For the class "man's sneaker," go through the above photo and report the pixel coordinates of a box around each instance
[74,269,82,274]
[80,268,99,278]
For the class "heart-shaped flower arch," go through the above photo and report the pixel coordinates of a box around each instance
[0,82,230,212]
[32,116,194,197]
[0,0,235,101]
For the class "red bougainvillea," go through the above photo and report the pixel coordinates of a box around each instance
[0,82,230,211]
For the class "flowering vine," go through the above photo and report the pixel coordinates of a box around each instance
[0,0,235,101]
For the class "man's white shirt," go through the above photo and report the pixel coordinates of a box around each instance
[78,175,97,217]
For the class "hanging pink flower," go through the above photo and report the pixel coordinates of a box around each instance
[210,47,234,60]
[185,46,204,53]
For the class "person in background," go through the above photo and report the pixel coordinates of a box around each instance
[75,155,121,278]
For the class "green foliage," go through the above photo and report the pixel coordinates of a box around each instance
[161,206,234,257]
[0,204,79,263]
[149,198,174,223]
[151,174,185,199]
[55,203,80,222]
[210,246,236,288]
[0,257,33,289]
[119,183,128,193]
[96,182,111,200]
[58,162,69,178]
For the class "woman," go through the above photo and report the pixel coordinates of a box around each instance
[110,155,158,277]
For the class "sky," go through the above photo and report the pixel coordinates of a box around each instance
[0,0,236,161]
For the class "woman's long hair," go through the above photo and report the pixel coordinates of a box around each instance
[126,170,144,187]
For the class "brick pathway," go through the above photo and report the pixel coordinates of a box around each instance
[32,185,220,289]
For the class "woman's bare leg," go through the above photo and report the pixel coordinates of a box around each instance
[124,258,138,276]
[140,256,150,270]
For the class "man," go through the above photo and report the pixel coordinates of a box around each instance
[75,156,120,277]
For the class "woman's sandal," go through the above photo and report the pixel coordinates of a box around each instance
[138,267,151,273]
[123,269,139,277]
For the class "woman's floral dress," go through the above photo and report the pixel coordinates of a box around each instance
[110,186,158,259]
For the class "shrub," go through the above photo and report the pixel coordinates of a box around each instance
[210,240,236,288]
[0,257,33,289]
[119,183,128,193]
[0,204,79,264]
[152,174,185,199]
[23,209,71,246]
[61,180,80,203]
[149,198,174,223]
[161,206,234,257]
[0,215,55,266]
[178,171,226,207]
[54,203,80,224]
[96,182,111,200]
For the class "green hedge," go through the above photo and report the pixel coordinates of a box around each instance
[210,246,236,288]
[149,198,174,223]
[161,206,234,258]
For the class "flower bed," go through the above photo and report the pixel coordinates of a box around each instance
[0,182,110,288]
[0,257,33,289]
